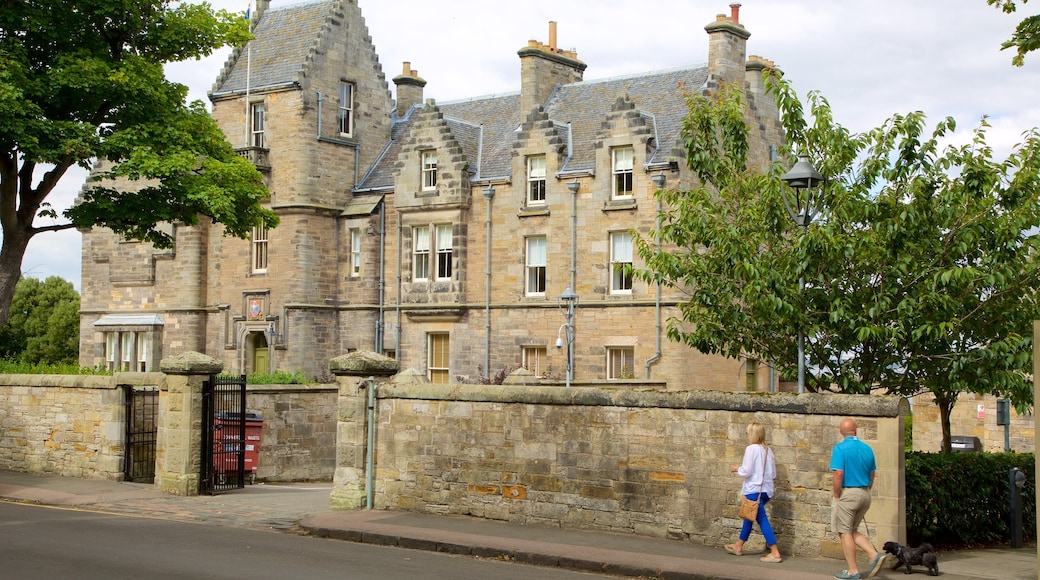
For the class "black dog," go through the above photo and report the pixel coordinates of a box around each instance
[883,541,939,576]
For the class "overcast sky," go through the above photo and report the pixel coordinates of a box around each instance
[22,0,1040,291]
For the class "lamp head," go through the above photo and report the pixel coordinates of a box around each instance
[780,154,824,190]
[555,337,564,349]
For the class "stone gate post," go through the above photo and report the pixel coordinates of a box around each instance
[156,351,224,496]
[328,351,398,509]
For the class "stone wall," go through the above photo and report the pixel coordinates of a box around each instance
[0,372,337,484]
[333,381,908,559]
[912,392,1036,453]
[0,373,140,479]
[244,384,338,481]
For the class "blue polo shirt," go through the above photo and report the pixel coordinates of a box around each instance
[830,436,876,487]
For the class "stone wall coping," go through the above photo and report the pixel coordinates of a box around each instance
[377,384,910,416]
[330,351,399,376]
[0,374,118,389]
[159,351,224,375]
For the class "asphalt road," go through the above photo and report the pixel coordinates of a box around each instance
[0,502,615,579]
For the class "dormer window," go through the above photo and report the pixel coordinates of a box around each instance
[611,146,633,199]
[250,103,266,148]
[421,150,438,191]
[527,155,546,205]
[338,81,355,136]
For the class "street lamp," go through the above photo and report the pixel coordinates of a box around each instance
[555,287,578,388]
[780,154,825,394]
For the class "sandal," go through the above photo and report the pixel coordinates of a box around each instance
[760,554,782,563]
[724,544,744,556]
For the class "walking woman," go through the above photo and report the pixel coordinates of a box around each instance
[725,421,783,563]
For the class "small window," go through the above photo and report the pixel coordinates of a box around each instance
[421,150,438,191]
[428,333,450,383]
[338,81,355,136]
[350,228,361,276]
[612,146,633,199]
[252,226,268,273]
[251,103,266,148]
[525,236,546,295]
[413,226,430,280]
[610,231,633,293]
[607,346,635,380]
[522,346,546,376]
[527,155,546,205]
[436,224,453,280]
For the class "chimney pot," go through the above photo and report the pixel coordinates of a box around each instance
[402,61,411,75]
[549,21,558,51]
[730,3,741,24]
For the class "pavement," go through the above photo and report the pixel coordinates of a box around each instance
[0,470,1035,580]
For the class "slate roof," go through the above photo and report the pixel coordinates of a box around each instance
[211,0,335,96]
[356,66,708,191]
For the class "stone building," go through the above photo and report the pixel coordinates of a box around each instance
[79,0,785,389]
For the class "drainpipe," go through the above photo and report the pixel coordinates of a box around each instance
[645,173,666,378]
[365,376,376,509]
[376,199,386,353]
[483,184,496,378]
[396,213,403,360]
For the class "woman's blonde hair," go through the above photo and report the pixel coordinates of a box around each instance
[746,421,766,445]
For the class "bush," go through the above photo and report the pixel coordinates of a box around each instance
[244,369,308,384]
[0,359,110,375]
[906,451,1035,548]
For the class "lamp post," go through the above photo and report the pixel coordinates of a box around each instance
[556,287,578,388]
[779,154,824,394]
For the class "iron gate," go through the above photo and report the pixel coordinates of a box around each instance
[123,386,158,483]
[201,374,247,494]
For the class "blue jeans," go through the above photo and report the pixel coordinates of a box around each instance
[739,492,777,546]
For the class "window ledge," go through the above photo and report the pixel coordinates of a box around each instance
[518,206,550,217]
[603,199,637,211]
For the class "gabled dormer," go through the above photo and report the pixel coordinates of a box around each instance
[594,95,654,210]
[513,107,568,215]
[392,100,472,212]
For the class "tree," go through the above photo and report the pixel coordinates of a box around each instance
[0,1,279,328]
[0,276,80,364]
[636,78,1040,451]
[988,0,1040,65]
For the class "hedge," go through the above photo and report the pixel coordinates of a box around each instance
[906,451,1035,547]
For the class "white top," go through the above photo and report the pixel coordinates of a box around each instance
[737,443,776,497]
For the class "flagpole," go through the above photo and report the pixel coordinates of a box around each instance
[244,2,252,147]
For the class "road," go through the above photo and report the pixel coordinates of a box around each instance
[0,502,615,579]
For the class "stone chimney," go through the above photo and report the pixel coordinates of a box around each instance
[393,62,427,118]
[705,3,750,90]
[518,21,587,117]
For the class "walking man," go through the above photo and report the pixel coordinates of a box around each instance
[830,418,885,580]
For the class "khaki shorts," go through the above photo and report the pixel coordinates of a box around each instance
[832,487,871,535]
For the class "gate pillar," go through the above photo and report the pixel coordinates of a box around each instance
[157,351,224,496]
[329,351,398,510]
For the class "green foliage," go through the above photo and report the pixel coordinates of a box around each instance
[245,370,308,385]
[0,0,278,328]
[636,76,1040,450]
[0,276,80,364]
[988,0,1040,66]
[906,451,1035,547]
[0,359,109,375]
